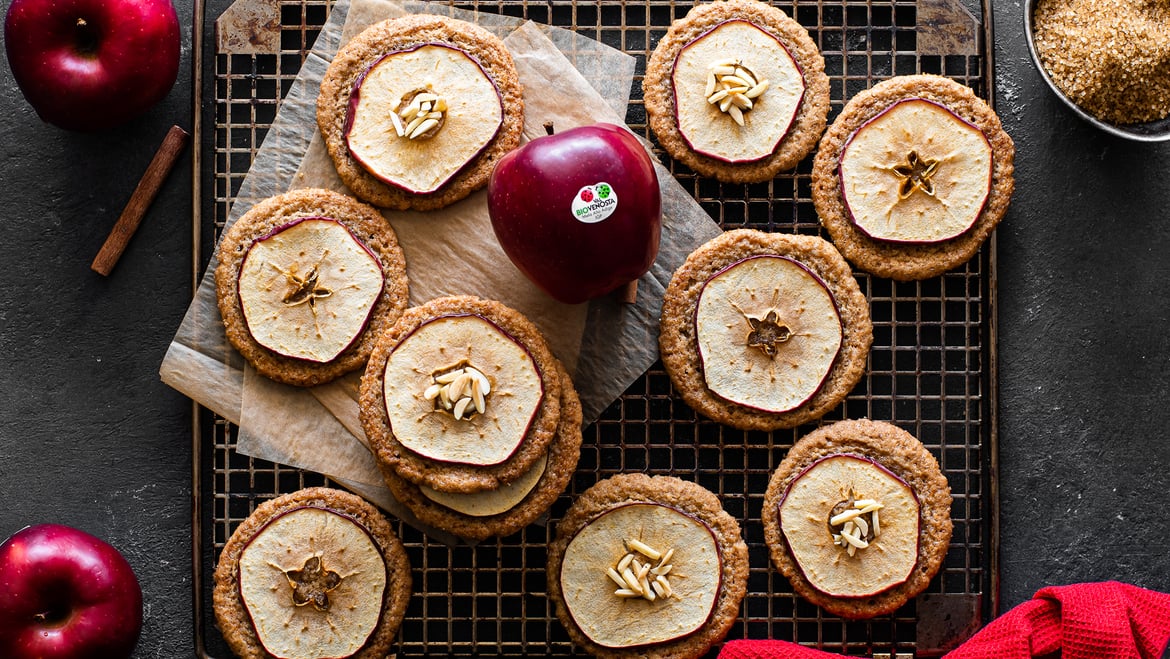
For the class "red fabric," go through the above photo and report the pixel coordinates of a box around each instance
[719,582,1170,659]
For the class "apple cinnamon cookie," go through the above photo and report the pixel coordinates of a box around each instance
[360,295,563,495]
[379,362,582,541]
[812,74,1015,280]
[762,419,952,619]
[212,487,412,659]
[660,229,872,431]
[215,188,409,387]
[547,474,749,658]
[317,14,524,211]
[643,0,830,183]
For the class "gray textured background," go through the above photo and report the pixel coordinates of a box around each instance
[0,0,1167,655]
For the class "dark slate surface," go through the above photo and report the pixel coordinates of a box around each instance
[0,0,1167,656]
[992,1,1170,607]
[0,0,196,654]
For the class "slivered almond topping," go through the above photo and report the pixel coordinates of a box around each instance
[608,540,677,603]
[427,363,491,421]
[394,87,448,141]
[705,59,768,125]
[829,494,885,556]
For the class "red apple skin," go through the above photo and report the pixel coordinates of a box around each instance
[0,524,143,659]
[488,123,662,305]
[4,0,180,132]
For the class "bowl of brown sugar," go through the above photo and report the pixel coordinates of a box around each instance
[1026,0,1170,142]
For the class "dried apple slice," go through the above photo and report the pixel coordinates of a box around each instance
[695,255,842,413]
[345,44,503,194]
[559,503,721,649]
[237,506,387,659]
[419,453,548,516]
[778,454,920,598]
[238,217,385,363]
[839,98,993,243]
[382,314,542,466]
[671,20,805,163]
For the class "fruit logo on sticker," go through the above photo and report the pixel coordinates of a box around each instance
[570,182,619,224]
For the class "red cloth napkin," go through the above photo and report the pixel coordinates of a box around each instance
[719,582,1170,659]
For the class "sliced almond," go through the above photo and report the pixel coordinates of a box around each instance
[728,104,745,126]
[607,568,628,589]
[744,80,769,99]
[409,118,439,140]
[627,539,662,561]
[617,553,634,573]
[830,509,862,526]
[453,396,472,420]
[389,111,406,138]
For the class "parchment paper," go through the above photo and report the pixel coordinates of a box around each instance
[159,0,722,533]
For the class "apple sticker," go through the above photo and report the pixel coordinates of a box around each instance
[570,183,619,224]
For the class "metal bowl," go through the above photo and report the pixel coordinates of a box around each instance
[1023,0,1170,142]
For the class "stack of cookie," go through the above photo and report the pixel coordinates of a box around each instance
[359,295,582,541]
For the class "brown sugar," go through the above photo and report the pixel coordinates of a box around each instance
[1032,0,1170,125]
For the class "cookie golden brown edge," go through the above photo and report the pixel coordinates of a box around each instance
[812,74,1015,280]
[547,473,749,658]
[761,419,953,619]
[643,0,830,182]
[317,14,524,211]
[378,361,583,541]
[212,487,412,659]
[660,229,872,431]
[214,188,409,387]
[360,295,563,494]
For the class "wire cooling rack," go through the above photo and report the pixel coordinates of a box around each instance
[194,0,997,655]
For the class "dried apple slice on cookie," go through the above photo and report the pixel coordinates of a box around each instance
[418,453,548,517]
[778,454,921,598]
[345,44,503,194]
[695,255,843,413]
[237,217,385,363]
[672,20,805,163]
[559,503,722,649]
[237,506,387,658]
[839,98,993,243]
[381,314,543,467]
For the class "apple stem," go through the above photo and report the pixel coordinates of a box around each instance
[618,280,638,305]
[543,121,555,136]
[74,18,99,54]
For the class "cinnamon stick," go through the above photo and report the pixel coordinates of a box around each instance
[618,279,639,304]
[91,125,190,276]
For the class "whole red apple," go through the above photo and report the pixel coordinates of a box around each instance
[4,0,180,131]
[0,524,143,659]
[488,123,662,305]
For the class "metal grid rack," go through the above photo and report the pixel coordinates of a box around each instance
[195,0,997,655]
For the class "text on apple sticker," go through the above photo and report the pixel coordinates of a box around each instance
[570,182,619,224]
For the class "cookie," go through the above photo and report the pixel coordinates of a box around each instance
[317,14,524,211]
[547,474,749,658]
[379,361,582,541]
[761,419,953,619]
[660,229,872,431]
[812,74,1015,280]
[360,295,562,494]
[212,487,412,659]
[215,188,409,387]
[643,0,830,183]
